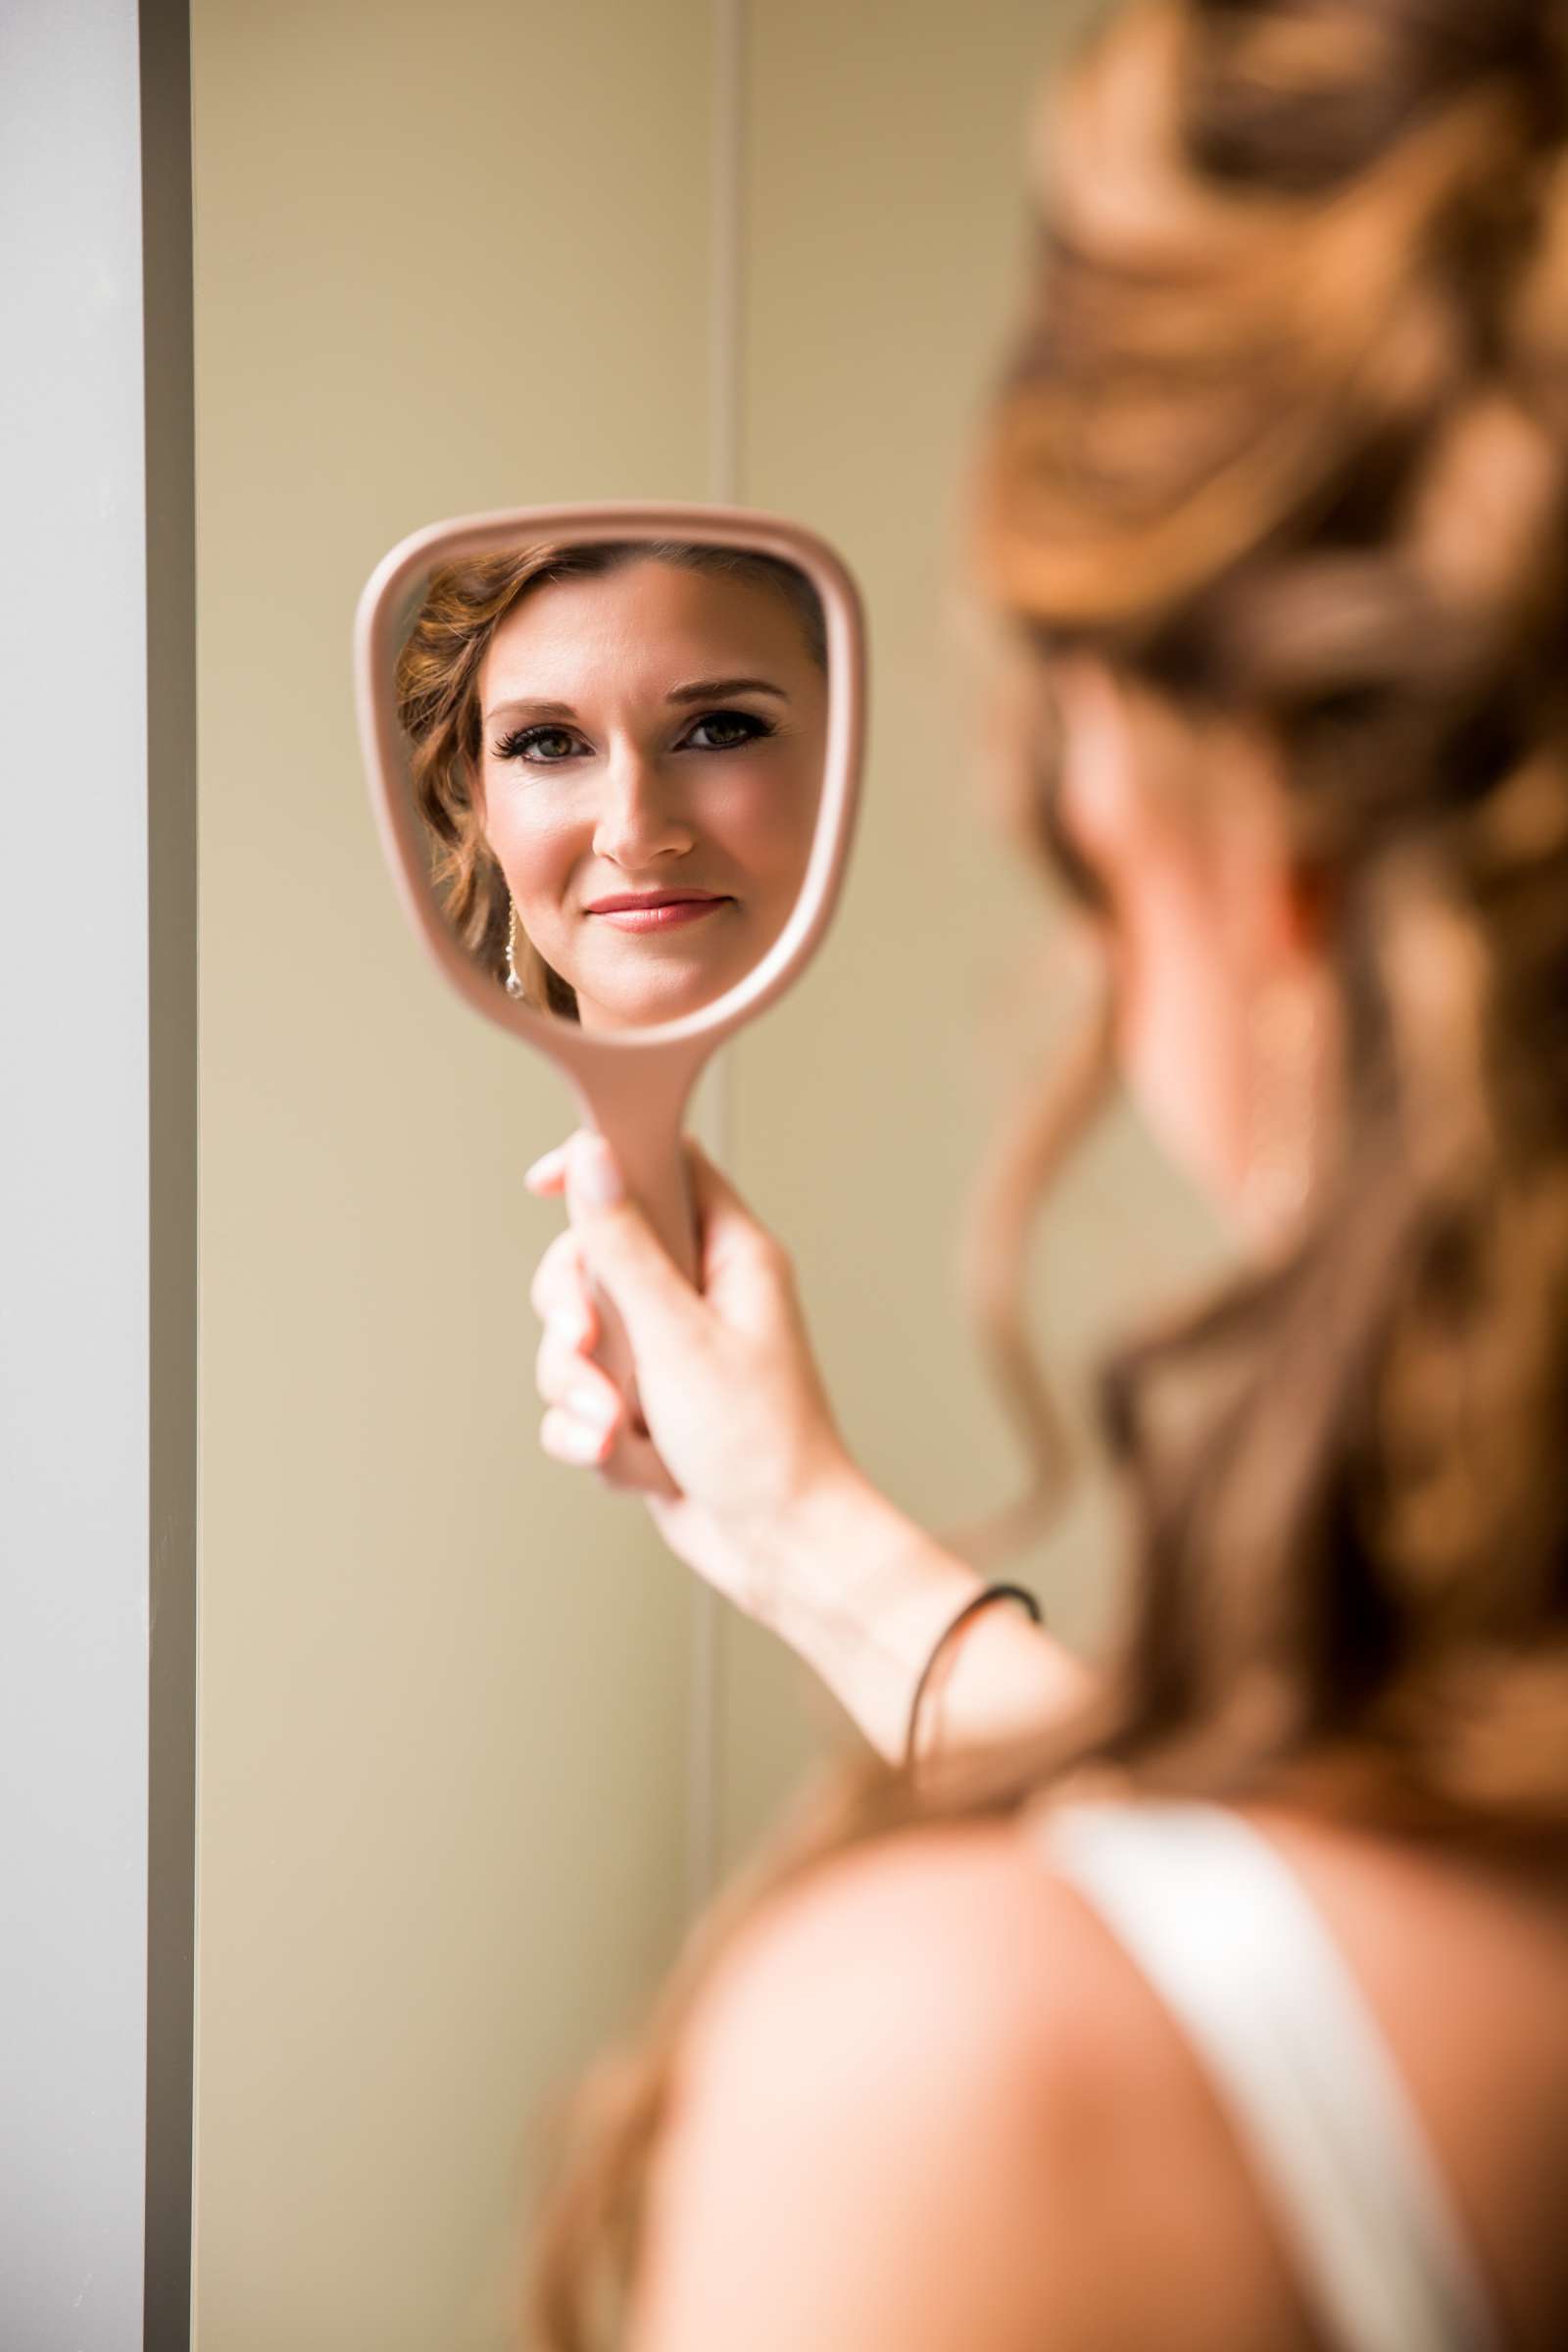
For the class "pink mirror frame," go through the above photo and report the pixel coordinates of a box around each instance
[353,500,867,1290]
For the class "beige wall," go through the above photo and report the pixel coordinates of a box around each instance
[192,6,712,2344]
[191,2,1227,2344]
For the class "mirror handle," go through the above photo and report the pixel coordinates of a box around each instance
[572,1050,705,1485]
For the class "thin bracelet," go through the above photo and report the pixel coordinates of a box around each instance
[904,1582,1044,1771]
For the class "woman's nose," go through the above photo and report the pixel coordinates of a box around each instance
[591,752,695,866]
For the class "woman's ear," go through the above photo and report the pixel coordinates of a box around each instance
[1051,657,1144,876]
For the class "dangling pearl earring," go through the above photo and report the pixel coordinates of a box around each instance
[1240,972,1324,1250]
[505,899,525,1001]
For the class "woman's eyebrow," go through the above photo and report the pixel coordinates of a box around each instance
[483,696,577,723]
[667,676,789,704]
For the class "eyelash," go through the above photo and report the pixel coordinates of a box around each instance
[491,710,778,763]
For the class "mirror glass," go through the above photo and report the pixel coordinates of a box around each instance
[391,535,831,1033]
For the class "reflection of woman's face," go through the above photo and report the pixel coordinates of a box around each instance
[475,561,828,1030]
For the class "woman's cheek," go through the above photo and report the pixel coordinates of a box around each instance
[700,765,812,895]
[491,792,585,907]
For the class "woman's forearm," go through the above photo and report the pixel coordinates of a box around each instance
[755,1466,1096,1763]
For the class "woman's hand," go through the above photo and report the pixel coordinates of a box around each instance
[528,1130,1092,1760]
[526,1132,858,1624]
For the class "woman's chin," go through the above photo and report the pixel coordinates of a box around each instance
[573,958,746,1033]
[550,902,793,1032]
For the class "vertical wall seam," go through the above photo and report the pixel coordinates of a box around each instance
[687,0,748,1915]
[708,0,746,513]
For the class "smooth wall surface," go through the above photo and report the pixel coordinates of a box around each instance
[190,2,1229,2344]
[191,6,711,2343]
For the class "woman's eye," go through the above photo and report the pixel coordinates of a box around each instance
[681,709,774,752]
[494,724,580,763]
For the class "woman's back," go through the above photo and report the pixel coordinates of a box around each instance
[1027,1796,1568,2351]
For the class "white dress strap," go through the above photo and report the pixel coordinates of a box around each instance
[1039,1798,1500,2352]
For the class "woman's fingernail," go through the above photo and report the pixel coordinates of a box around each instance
[564,1384,616,1432]
[524,1146,566,1190]
[567,1132,624,1209]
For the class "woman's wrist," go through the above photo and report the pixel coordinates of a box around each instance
[749,1465,991,1760]
[751,1462,1094,1763]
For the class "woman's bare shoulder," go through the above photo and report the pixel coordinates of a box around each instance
[677,1817,1140,2126]
[632,1818,1314,2352]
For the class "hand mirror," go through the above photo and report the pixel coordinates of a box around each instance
[354,502,865,1417]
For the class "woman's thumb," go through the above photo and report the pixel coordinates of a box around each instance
[563,1132,704,1354]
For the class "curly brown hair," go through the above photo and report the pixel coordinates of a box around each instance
[524,3,1568,2340]
[393,540,828,1020]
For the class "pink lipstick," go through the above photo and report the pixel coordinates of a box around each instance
[584,892,732,933]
